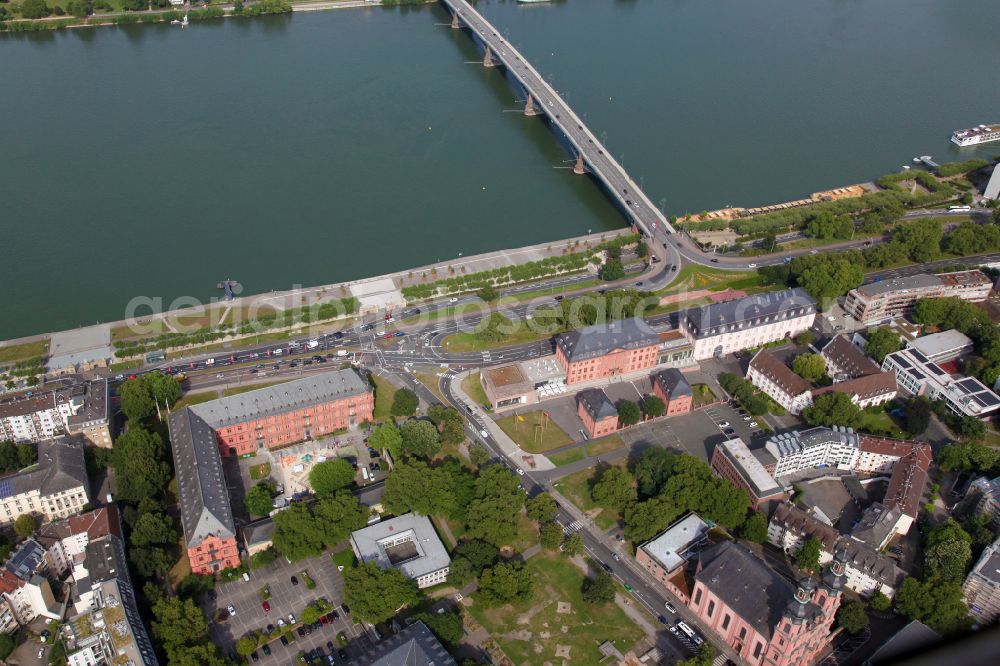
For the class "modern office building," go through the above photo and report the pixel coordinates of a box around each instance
[576,388,619,439]
[0,380,110,447]
[555,317,660,385]
[905,329,974,363]
[681,289,816,360]
[656,329,696,368]
[687,541,845,666]
[710,438,786,510]
[844,270,992,326]
[764,427,862,479]
[882,348,1000,418]
[963,536,1000,625]
[636,513,710,585]
[0,436,90,526]
[350,514,450,589]
[479,362,538,412]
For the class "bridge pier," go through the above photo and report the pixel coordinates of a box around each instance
[573,154,586,175]
[483,45,497,68]
[450,12,460,29]
[523,93,540,117]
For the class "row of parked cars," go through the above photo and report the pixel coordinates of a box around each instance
[248,604,352,664]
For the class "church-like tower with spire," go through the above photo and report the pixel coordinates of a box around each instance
[687,541,847,665]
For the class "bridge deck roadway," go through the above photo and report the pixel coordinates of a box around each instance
[442,0,671,240]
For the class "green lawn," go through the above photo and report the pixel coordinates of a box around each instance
[372,375,397,420]
[412,371,445,403]
[496,411,573,453]
[441,321,549,353]
[0,339,49,364]
[586,435,626,458]
[462,372,491,409]
[658,264,761,296]
[691,383,717,407]
[172,391,218,411]
[549,448,586,467]
[860,410,910,439]
[554,461,627,531]
[467,552,646,666]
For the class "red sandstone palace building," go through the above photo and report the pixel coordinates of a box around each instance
[555,318,660,385]
[168,370,373,575]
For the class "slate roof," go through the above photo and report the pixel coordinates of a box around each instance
[83,532,131,586]
[695,541,794,640]
[821,335,881,379]
[748,349,811,397]
[576,388,618,420]
[188,369,370,429]
[685,288,815,339]
[361,621,455,666]
[555,317,659,363]
[653,368,692,398]
[168,408,236,550]
[1,436,89,500]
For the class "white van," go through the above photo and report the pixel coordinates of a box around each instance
[273,348,284,356]
[242,572,250,582]
[307,340,319,349]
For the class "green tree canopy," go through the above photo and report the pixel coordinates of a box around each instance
[272,492,367,560]
[562,531,584,557]
[865,327,902,364]
[592,466,636,511]
[113,427,172,504]
[369,423,403,461]
[802,392,863,429]
[400,419,442,459]
[390,388,419,417]
[794,536,822,572]
[642,395,665,419]
[894,577,971,635]
[478,285,499,302]
[601,259,626,281]
[617,400,642,427]
[245,480,277,517]
[343,562,420,624]
[465,465,525,547]
[905,396,933,436]
[739,511,769,544]
[15,444,35,469]
[582,570,616,604]
[526,493,558,523]
[792,354,826,382]
[539,522,564,549]
[895,218,943,262]
[837,598,869,635]
[415,608,465,648]
[20,0,51,19]
[478,562,534,607]
[869,591,891,613]
[428,405,467,447]
[13,514,37,538]
[309,459,356,495]
[118,373,182,424]
[633,448,677,499]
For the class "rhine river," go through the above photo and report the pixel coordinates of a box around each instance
[2,0,999,339]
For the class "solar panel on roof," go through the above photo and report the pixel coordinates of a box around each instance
[979,392,1000,407]
[895,355,912,369]
[911,370,925,381]
[971,393,992,408]
[930,364,949,376]
[0,479,12,499]
[910,349,930,364]
[958,378,980,391]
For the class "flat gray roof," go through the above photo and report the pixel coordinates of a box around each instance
[853,273,941,298]
[718,437,782,498]
[639,513,709,573]
[350,514,450,581]
[906,329,973,359]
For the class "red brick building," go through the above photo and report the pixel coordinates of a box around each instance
[556,318,660,385]
[576,389,619,439]
[168,370,372,575]
[192,370,374,456]
[651,368,693,416]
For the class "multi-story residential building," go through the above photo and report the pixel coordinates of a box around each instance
[820,335,882,381]
[35,506,122,580]
[0,540,61,629]
[844,270,992,326]
[710,438,786,510]
[651,368,693,416]
[576,388,619,439]
[879,442,931,537]
[636,513,710,593]
[181,369,374,457]
[855,435,919,475]
[0,380,110,447]
[350,514,450,589]
[963,536,1000,625]
[764,427,861,479]
[167,406,240,576]
[905,329,974,364]
[748,350,896,416]
[882,348,1000,418]
[768,503,905,599]
[964,476,1000,529]
[0,436,90,526]
[555,318,660,385]
[687,540,845,666]
[850,502,905,551]
[681,289,816,361]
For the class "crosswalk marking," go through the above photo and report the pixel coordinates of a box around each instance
[563,520,583,535]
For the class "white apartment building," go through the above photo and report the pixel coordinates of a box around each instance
[0,437,90,526]
[882,348,1000,418]
[764,427,861,479]
[680,289,816,361]
[0,381,110,447]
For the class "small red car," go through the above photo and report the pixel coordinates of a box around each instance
[262,601,270,613]
[319,615,329,625]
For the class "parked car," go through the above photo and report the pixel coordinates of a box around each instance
[280,635,289,647]
[227,605,237,616]
[718,421,730,428]
[658,615,668,625]
[665,601,677,613]
[262,601,270,613]
[290,575,299,586]
[262,644,271,656]
[288,613,296,624]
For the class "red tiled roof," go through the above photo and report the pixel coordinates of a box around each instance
[811,371,897,400]
[884,444,932,518]
[859,436,920,458]
[35,505,120,546]
[749,350,811,397]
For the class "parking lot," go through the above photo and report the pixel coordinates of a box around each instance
[205,551,372,664]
